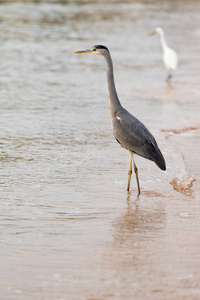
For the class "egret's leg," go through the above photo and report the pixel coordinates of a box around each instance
[166,72,172,83]
[127,158,132,191]
[132,157,141,195]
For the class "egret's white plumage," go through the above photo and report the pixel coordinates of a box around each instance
[151,27,178,82]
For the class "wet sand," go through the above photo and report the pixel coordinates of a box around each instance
[0,1,200,299]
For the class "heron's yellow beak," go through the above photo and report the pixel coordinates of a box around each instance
[75,49,93,54]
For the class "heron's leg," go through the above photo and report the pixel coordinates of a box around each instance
[127,158,132,191]
[132,157,141,195]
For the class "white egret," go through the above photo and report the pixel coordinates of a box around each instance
[150,27,178,82]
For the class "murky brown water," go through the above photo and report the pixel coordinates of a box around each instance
[1,0,200,299]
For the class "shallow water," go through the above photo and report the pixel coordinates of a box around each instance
[0,0,200,299]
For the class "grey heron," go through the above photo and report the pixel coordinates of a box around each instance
[150,27,178,82]
[75,45,166,195]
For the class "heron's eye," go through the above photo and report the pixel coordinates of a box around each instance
[92,48,96,52]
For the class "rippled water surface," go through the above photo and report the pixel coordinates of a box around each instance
[1,1,200,299]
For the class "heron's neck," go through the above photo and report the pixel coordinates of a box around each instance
[159,31,168,52]
[103,52,121,118]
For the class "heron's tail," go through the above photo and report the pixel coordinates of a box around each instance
[148,143,166,171]
[154,151,166,171]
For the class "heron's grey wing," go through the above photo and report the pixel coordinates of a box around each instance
[112,114,153,156]
[112,111,166,170]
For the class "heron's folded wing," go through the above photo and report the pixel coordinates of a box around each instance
[112,114,158,160]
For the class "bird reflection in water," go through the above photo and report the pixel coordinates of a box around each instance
[113,192,166,247]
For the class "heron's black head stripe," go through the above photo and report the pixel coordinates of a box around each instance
[93,45,109,52]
